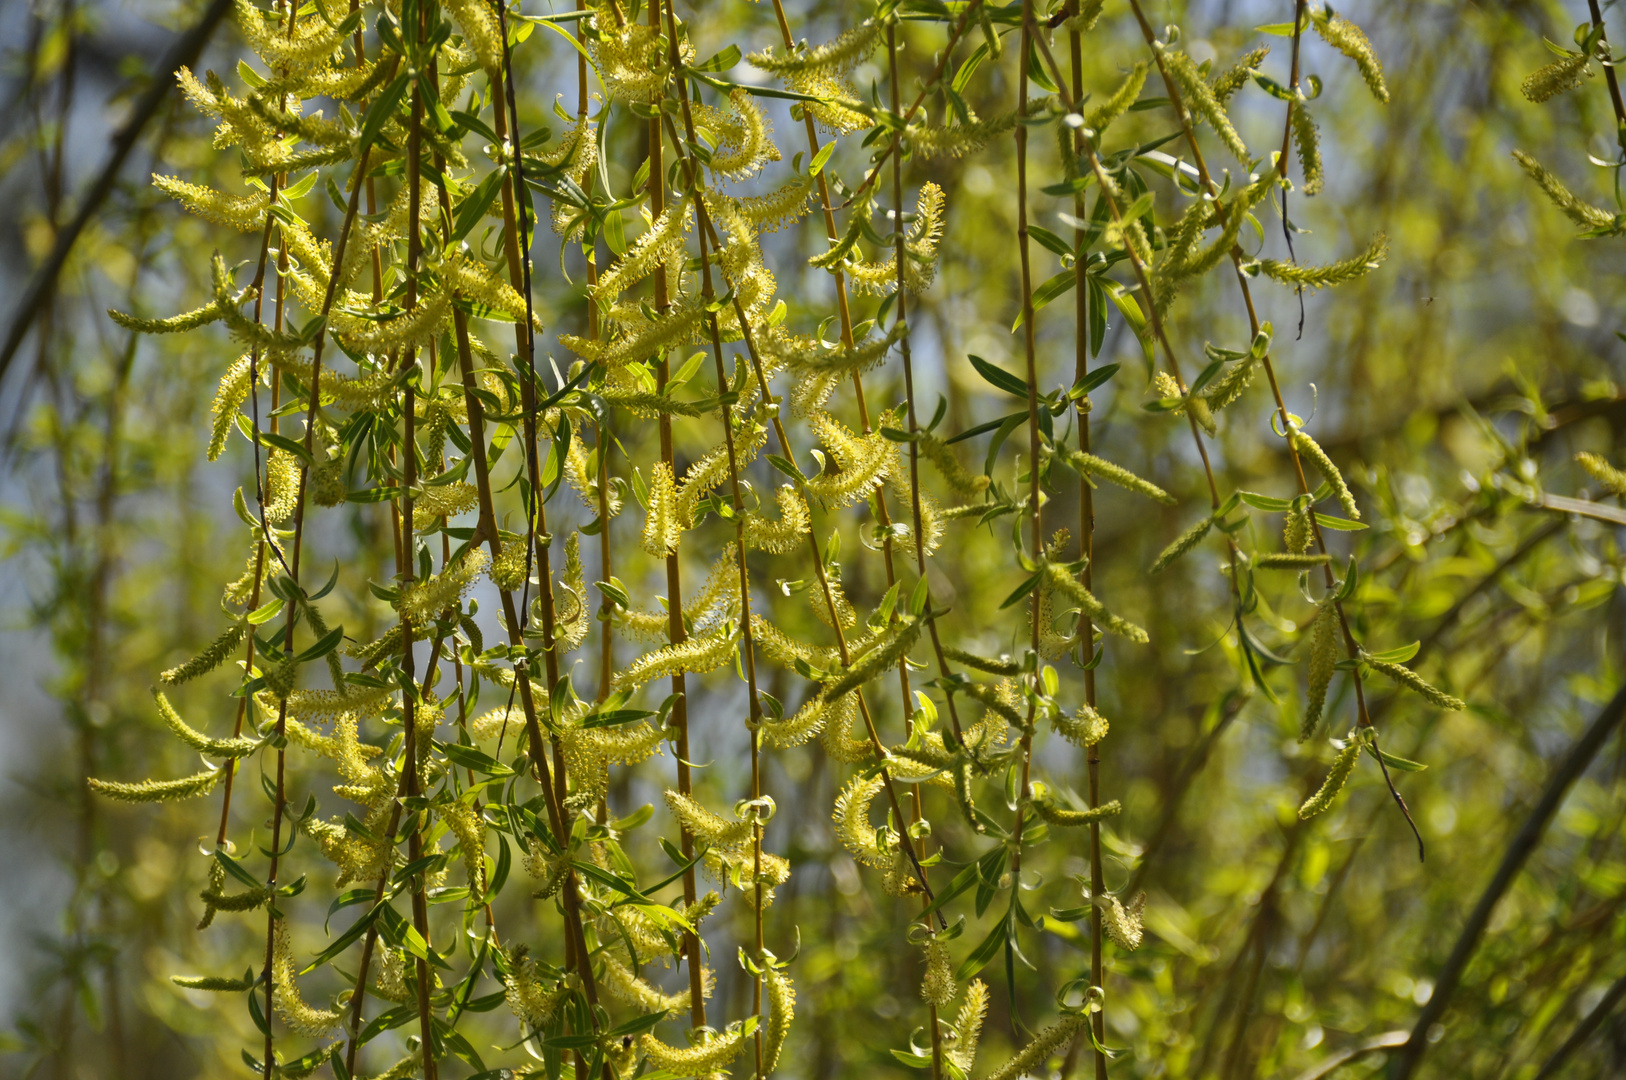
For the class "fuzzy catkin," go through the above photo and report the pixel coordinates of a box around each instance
[1087,61,1149,134]
[1302,602,1339,742]
[1364,655,1466,711]
[1576,451,1626,496]
[1063,448,1174,504]
[1291,102,1324,195]
[1162,48,1249,161]
[985,1013,1088,1080]
[1291,428,1361,520]
[763,965,796,1074]
[1299,734,1363,819]
[1521,48,1592,103]
[1312,9,1390,102]
[1044,563,1148,643]
[1151,514,1214,574]
[1259,233,1388,289]
[1512,150,1616,230]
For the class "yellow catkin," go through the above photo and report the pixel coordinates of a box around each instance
[444,0,503,74]
[1043,563,1148,643]
[1312,9,1390,102]
[207,354,252,461]
[1255,552,1330,570]
[396,547,491,628]
[640,1026,747,1074]
[1087,61,1149,133]
[701,89,780,179]
[1576,451,1626,496]
[1302,601,1339,742]
[909,112,1019,159]
[833,774,892,867]
[1054,703,1109,747]
[504,950,567,1028]
[1291,101,1324,196]
[922,940,955,1007]
[1151,513,1214,574]
[948,980,990,1073]
[1163,48,1249,161]
[748,20,882,78]
[744,485,811,554]
[664,790,753,850]
[1291,428,1361,520]
[1284,502,1313,553]
[153,174,268,231]
[263,448,300,524]
[1299,733,1363,819]
[1035,796,1122,828]
[1063,449,1174,504]
[1259,233,1388,289]
[88,769,221,803]
[824,617,920,702]
[161,619,248,685]
[1101,891,1146,950]
[1522,48,1593,102]
[1364,655,1466,711]
[985,1013,1088,1080]
[1512,150,1616,231]
[436,799,485,893]
[614,625,739,691]
[763,964,795,1074]
[154,688,258,757]
[1211,44,1270,103]
[270,920,343,1036]
[602,954,691,1015]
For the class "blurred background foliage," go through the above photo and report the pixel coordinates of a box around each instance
[1,0,1625,1078]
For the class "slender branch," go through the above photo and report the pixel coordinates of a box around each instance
[0,0,233,396]
[1390,681,1626,1080]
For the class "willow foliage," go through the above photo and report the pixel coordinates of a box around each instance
[21,0,1624,1078]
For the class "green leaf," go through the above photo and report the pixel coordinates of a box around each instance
[444,742,516,776]
[691,43,742,72]
[1365,641,1421,664]
[955,917,1008,981]
[1312,513,1367,531]
[809,140,837,176]
[968,354,1030,398]
[1366,744,1428,772]
[1239,491,1294,513]
[1012,269,1078,332]
[1071,363,1120,398]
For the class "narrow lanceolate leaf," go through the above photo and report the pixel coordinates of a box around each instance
[172,974,257,992]
[88,769,221,803]
[1302,602,1339,742]
[1362,654,1466,711]
[1061,449,1175,505]
[1043,563,1148,643]
[1299,733,1363,819]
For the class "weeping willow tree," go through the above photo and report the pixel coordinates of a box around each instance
[3,0,1626,1077]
